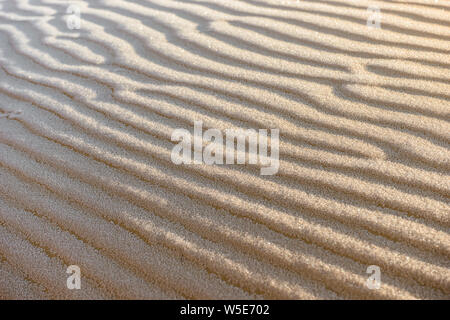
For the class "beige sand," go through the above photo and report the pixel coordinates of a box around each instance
[0,0,449,299]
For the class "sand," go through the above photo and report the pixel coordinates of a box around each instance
[0,0,449,300]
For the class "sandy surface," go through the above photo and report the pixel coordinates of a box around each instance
[0,0,449,299]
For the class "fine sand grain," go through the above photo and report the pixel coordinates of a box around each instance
[0,0,449,299]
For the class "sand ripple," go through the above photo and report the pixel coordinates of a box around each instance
[0,0,449,299]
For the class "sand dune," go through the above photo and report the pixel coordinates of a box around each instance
[0,0,449,299]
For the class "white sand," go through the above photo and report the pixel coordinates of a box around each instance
[0,0,449,299]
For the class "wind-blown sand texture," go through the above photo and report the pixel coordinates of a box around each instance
[0,0,449,300]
